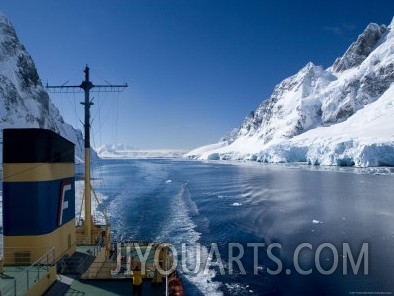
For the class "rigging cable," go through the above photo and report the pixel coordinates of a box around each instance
[88,69,123,227]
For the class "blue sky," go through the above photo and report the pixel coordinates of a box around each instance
[2,1,394,149]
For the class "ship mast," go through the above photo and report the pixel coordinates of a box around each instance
[81,66,94,245]
[47,65,127,244]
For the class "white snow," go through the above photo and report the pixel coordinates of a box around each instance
[285,84,394,166]
[186,19,394,167]
[186,85,394,166]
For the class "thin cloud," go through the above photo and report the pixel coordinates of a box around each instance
[323,26,343,35]
[322,23,357,40]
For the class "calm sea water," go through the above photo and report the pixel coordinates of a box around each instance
[90,158,394,296]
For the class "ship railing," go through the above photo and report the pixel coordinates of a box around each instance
[75,235,105,252]
[75,234,92,246]
[78,238,108,279]
[56,241,82,275]
[78,236,105,257]
[79,258,158,279]
[0,246,55,296]
[93,237,105,256]
[55,238,103,277]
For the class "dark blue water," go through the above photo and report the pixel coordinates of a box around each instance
[89,158,394,295]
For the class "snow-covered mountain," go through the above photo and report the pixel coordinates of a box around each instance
[186,18,394,167]
[0,11,92,162]
[96,144,187,159]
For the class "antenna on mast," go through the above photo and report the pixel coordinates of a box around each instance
[47,65,128,245]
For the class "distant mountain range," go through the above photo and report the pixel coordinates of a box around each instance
[95,144,187,159]
[0,11,94,163]
[186,18,394,167]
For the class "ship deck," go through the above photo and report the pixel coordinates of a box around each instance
[0,265,30,295]
[0,244,57,296]
[50,274,166,296]
[43,243,170,295]
[0,235,175,295]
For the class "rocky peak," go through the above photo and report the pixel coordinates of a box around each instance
[332,23,388,72]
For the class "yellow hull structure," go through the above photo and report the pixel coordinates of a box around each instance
[3,219,76,265]
[2,129,76,265]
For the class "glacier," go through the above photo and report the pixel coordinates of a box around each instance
[186,18,394,167]
[95,144,187,159]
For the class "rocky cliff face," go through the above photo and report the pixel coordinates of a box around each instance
[331,23,387,72]
[186,19,394,167]
[0,11,90,162]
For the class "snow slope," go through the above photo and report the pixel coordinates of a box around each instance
[186,19,394,167]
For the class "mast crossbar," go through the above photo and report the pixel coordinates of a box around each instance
[46,85,127,93]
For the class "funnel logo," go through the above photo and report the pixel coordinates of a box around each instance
[58,180,72,226]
